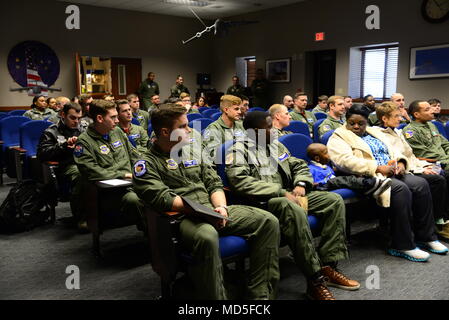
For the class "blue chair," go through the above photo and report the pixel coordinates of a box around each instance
[148,123,153,137]
[198,107,210,114]
[9,110,27,116]
[278,133,313,161]
[397,123,407,130]
[445,123,449,139]
[248,107,265,112]
[312,118,325,142]
[320,129,335,145]
[215,140,236,188]
[211,112,222,121]
[314,112,327,120]
[131,117,140,126]
[0,113,10,120]
[284,121,310,137]
[186,113,203,122]
[189,118,214,134]
[209,104,220,109]
[203,109,219,119]
[432,120,447,139]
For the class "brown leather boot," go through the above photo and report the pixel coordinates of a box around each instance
[306,276,335,300]
[321,266,360,291]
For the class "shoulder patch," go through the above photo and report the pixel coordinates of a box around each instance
[134,160,147,177]
[225,153,234,165]
[166,159,178,170]
[99,145,110,154]
[404,130,414,139]
[322,125,331,132]
[203,129,210,140]
[278,152,290,162]
[112,140,123,148]
[74,144,84,157]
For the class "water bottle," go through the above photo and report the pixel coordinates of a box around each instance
[432,161,442,175]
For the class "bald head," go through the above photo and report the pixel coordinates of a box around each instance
[306,143,329,164]
[269,104,291,129]
[283,95,294,109]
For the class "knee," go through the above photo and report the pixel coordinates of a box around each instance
[193,225,219,250]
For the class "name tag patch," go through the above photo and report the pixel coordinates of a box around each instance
[129,134,140,140]
[112,141,123,148]
[234,130,244,137]
[307,119,314,123]
[183,159,199,168]
[278,152,290,162]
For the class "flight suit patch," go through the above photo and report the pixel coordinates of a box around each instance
[134,160,147,177]
[74,144,83,157]
[112,141,123,148]
[404,131,414,139]
[166,159,178,170]
[99,145,110,154]
[322,125,331,132]
[129,134,141,140]
[183,159,199,168]
[225,153,234,165]
[234,130,244,137]
[278,152,290,162]
[307,119,314,123]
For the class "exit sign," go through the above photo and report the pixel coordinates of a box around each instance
[315,32,325,41]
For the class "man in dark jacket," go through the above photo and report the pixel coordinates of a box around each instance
[37,102,85,230]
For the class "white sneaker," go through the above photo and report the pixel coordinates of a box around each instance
[388,247,430,262]
[417,240,449,254]
[372,178,392,198]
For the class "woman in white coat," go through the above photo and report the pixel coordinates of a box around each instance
[327,105,447,262]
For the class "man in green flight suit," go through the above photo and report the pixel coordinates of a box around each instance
[127,93,150,129]
[73,99,144,231]
[138,72,160,112]
[226,76,245,97]
[403,100,449,239]
[116,99,149,154]
[203,95,246,161]
[317,95,345,140]
[132,104,280,300]
[368,93,410,127]
[147,94,160,114]
[311,95,329,114]
[225,111,360,300]
[250,69,270,109]
[290,92,317,136]
[170,75,190,99]
[268,104,292,137]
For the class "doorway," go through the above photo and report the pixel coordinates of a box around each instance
[305,49,336,106]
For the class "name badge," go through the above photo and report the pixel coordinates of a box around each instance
[112,140,123,148]
[307,119,314,123]
[129,134,141,140]
[278,152,290,162]
[234,130,244,137]
[183,159,199,168]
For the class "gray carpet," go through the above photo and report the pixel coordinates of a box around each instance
[1,176,448,300]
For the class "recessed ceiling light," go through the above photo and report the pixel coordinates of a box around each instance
[164,0,210,7]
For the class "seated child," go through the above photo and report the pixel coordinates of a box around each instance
[306,143,391,199]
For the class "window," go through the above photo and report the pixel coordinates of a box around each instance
[348,44,398,100]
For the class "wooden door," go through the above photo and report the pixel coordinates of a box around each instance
[110,58,142,100]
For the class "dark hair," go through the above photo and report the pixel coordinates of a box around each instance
[294,92,307,99]
[408,100,426,117]
[428,98,441,105]
[62,102,82,114]
[346,105,370,120]
[363,94,373,102]
[243,111,270,130]
[239,94,249,101]
[344,96,352,99]
[31,95,46,108]
[115,99,129,113]
[89,99,116,122]
[151,104,187,138]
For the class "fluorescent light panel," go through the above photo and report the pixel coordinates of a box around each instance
[163,0,210,7]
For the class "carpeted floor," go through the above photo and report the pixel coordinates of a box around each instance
[1,176,449,300]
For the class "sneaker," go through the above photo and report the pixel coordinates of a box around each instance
[387,248,430,262]
[371,178,392,198]
[321,266,360,291]
[306,276,335,300]
[417,240,448,254]
[436,223,449,241]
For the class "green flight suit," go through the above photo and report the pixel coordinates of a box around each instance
[318,115,344,140]
[170,84,190,98]
[132,143,280,300]
[311,105,328,114]
[403,121,449,171]
[23,108,58,123]
[119,123,149,154]
[133,109,150,130]
[290,109,317,135]
[273,127,292,138]
[202,116,246,162]
[225,139,348,277]
[138,79,160,111]
[226,85,245,97]
[250,79,270,109]
[147,103,158,115]
[74,125,143,224]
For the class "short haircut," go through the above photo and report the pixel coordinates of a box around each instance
[328,95,344,106]
[220,95,242,111]
[346,104,370,120]
[294,92,307,100]
[363,94,373,102]
[176,75,183,79]
[318,95,329,102]
[344,96,352,99]
[151,104,187,138]
[126,93,139,102]
[46,97,56,104]
[306,143,326,160]
[180,92,190,99]
[168,97,182,104]
[232,75,239,80]
[376,101,398,125]
[428,98,441,105]
[243,111,269,130]
[240,94,249,101]
[148,72,154,76]
[62,102,81,115]
[78,94,92,102]
[268,104,286,118]
[115,99,129,112]
[408,100,426,117]
[55,96,70,106]
[89,99,116,122]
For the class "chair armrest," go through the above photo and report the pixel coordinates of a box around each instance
[11,146,27,153]
[417,157,437,163]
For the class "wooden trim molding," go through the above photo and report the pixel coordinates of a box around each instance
[0,106,30,111]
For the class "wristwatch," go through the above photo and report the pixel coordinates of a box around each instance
[216,205,229,211]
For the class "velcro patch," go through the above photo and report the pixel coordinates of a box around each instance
[99,145,110,154]
[183,159,199,168]
[74,144,84,157]
[134,160,147,177]
[112,140,123,148]
[278,152,290,162]
[404,130,414,139]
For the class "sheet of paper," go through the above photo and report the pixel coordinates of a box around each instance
[98,179,132,186]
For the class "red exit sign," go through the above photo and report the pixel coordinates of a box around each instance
[315,32,325,41]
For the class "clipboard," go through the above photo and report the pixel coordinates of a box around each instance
[181,196,233,222]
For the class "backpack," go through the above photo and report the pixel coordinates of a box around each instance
[0,179,50,233]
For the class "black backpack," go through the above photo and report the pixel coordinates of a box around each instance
[0,179,50,233]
